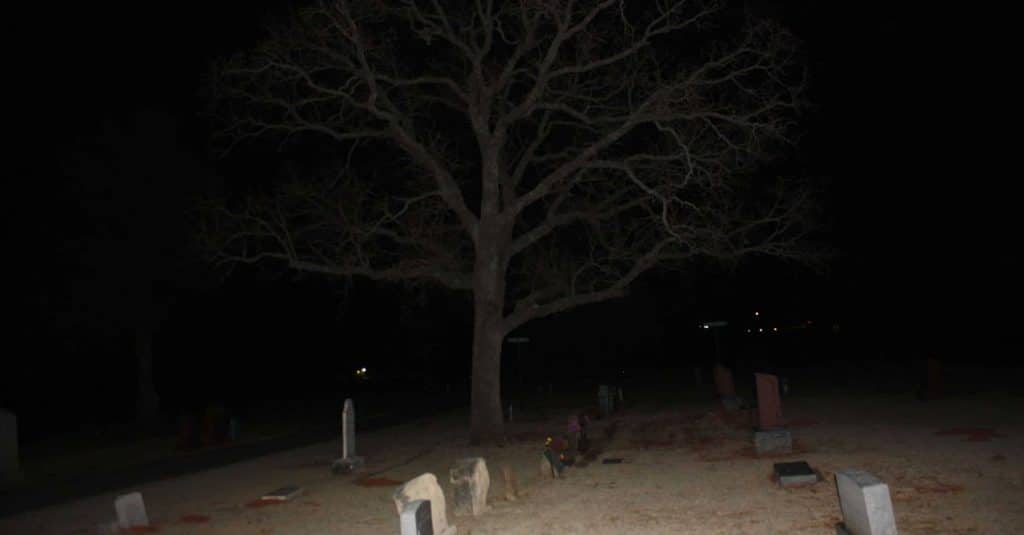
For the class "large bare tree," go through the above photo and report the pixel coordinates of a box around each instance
[205,0,816,443]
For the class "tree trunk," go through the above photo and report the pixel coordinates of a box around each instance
[136,328,160,423]
[469,227,509,444]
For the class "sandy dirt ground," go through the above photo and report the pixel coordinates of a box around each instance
[2,393,1021,534]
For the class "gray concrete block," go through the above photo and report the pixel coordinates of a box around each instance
[754,428,792,455]
[835,469,897,535]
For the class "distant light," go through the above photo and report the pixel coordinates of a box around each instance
[361,367,367,373]
[758,328,763,333]
[703,324,710,329]
[746,329,751,333]
[773,327,778,332]
[754,311,760,317]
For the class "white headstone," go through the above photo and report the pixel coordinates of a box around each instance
[449,457,490,516]
[343,398,356,459]
[401,499,434,535]
[394,473,456,535]
[836,469,898,535]
[0,410,18,481]
[114,492,149,529]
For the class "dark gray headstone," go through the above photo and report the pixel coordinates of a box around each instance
[835,469,897,535]
[0,410,18,482]
[400,499,433,535]
[114,492,149,529]
[598,385,611,417]
[773,461,818,487]
[343,398,356,458]
[754,429,792,455]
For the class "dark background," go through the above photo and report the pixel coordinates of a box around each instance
[6,2,1016,446]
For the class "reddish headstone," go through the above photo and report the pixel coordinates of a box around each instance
[712,364,736,398]
[755,373,784,429]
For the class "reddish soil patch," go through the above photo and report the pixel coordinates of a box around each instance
[355,477,404,487]
[914,481,965,494]
[178,514,210,524]
[935,428,1006,442]
[245,498,287,508]
[699,440,810,462]
[992,454,1007,462]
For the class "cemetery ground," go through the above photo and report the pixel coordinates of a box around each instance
[1,386,1022,534]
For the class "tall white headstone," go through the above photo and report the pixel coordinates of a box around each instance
[115,492,149,529]
[0,409,18,482]
[836,469,898,535]
[331,398,364,473]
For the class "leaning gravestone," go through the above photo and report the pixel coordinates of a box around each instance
[331,398,365,474]
[0,409,19,483]
[394,473,456,535]
[835,469,898,535]
[115,492,149,529]
[401,499,433,535]
[450,457,490,517]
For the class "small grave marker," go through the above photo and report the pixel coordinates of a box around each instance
[114,492,149,529]
[261,485,304,501]
[501,465,519,501]
[400,499,433,535]
[773,461,819,487]
[449,457,490,516]
[835,469,898,535]
[754,428,793,455]
[393,473,456,535]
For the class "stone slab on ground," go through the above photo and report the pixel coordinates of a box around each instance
[835,469,897,535]
[773,461,819,487]
[261,485,304,501]
[754,428,792,455]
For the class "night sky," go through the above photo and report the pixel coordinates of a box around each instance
[7,2,1013,442]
